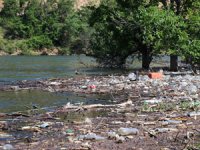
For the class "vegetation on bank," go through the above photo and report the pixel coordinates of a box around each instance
[0,0,199,70]
[89,0,200,70]
[0,0,91,55]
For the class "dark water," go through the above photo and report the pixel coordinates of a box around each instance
[0,55,118,113]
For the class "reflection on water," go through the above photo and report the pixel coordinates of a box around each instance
[0,90,112,113]
[0,55,171,113]
[0,55,124,84]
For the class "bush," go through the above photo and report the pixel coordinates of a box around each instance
[26,36,53,50]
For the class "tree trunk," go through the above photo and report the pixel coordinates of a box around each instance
[170,55,178,71]
[142,49,152,70]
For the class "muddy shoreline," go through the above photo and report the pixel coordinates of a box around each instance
[0,73,200,150]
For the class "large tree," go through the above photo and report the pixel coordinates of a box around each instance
[183,1,200,70]
[89,0,188,69]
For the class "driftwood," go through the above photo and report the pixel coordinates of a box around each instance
[62,100,133,110]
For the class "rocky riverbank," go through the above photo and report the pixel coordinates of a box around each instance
[0,48,62,56]
[0,73,200,149]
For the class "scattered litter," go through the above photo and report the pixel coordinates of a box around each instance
[3,144,14,150]
[66,129,74,136]
[108,132,118,139]
[154,128,178,133]
[161,120,182,125]
[118,128,139,136]
[128,73,137,81]
[144,99,162,104]
[187,111,200,117]
[78,133,106,141]
[38,122,50,128]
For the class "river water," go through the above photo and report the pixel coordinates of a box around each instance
[0,55,121,113]
[0,55,171,113]
[0,55,123,84]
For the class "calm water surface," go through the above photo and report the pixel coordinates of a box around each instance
[0,55,171,113]
[0,55,120,113]
[0,55,124,84]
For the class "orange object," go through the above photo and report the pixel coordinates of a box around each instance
[148,72,163,79]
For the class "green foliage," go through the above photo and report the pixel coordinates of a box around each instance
[0,0,199,70]
[137,6,187,53]
[0,0,91,54]
[184,1,200,67]
[26,36,53,49]
[89,0,189,68]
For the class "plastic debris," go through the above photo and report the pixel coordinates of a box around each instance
[66,129,74,136]
[39,122,50,128]
[84,118,92,124]
[21,126,40,132]
[80,85,88,89]
[118,127,139,136]
[108,132,118,139]
[3,144,14,150]
[116,135,125,143]
[144,99,162,104]
[128,73,137,81]
[148,72,163,79]
[78,133,106,141]
[0,133,12,138]
[154,128,178,133]
[81,142,91,148]
[88,85,96,89]
[50,82,61,86]
[187,111,200,117]
[162,120,182,125]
